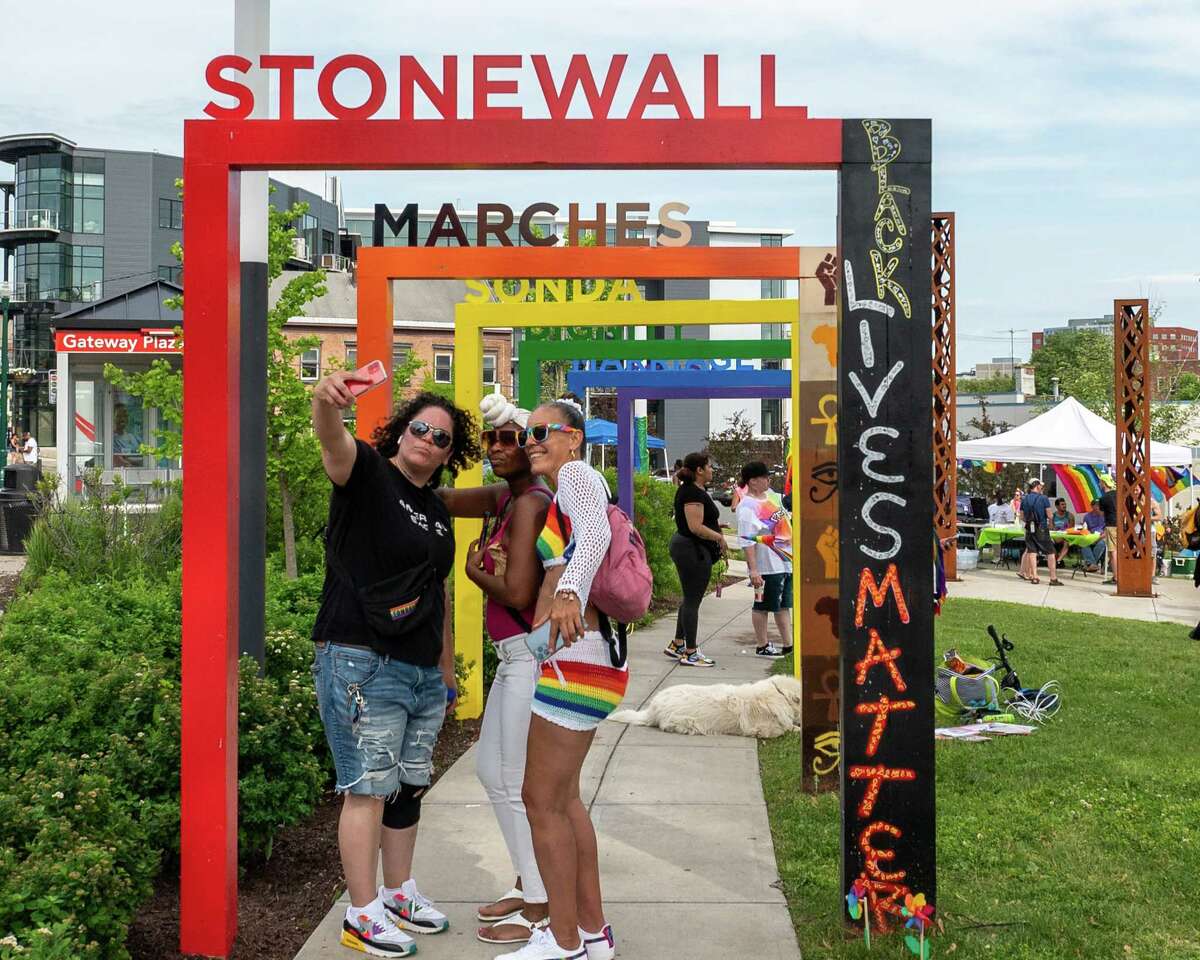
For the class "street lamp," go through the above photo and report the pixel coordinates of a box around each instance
[0,279,10,457]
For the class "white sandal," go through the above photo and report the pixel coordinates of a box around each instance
[475,887,524,922]
[475,911,548,944]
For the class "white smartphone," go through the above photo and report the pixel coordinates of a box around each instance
[524,621,554,663]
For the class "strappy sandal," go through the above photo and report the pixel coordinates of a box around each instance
[1017,573,1030,581]
[1048,579,1064,586]
[1029,577,1040,584]
[475,912,548,944]
[476,887,524,922]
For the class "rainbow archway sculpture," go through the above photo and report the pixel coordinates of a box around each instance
[182,78,932,952]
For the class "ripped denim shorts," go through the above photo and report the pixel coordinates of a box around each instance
[312,641,447,796]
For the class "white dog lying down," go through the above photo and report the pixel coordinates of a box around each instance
[609,675,803,739]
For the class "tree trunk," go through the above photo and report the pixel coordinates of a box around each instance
[280,471,298,580]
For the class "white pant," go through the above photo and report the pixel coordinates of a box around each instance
[476,636,547,903]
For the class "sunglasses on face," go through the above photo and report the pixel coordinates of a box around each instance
[517,423,580,447]
[481,428,521,448]
[408,419,452,449]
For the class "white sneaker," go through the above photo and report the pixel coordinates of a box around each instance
[341,904,417,957]
[494,926,586,960]
[381,880,450,934]
[581,924,615,960]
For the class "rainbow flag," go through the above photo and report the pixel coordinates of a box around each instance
[958,459,1002,473]
[1150,466,1192,500]
[1052,464,1109,514]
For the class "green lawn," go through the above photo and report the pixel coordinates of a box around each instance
[760,598,1200,960]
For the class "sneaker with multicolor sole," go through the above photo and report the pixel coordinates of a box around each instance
[581,924,615,960]
[341,909,416,957]
[381,881,450,935]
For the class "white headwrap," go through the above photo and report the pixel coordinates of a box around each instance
[479,388,529,430]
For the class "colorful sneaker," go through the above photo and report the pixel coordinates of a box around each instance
[341,907,417,957]
[663,641,686,659]
[494,927,585,960]
[382,880,449,934]
[755,644,785,659]
[580,924,615,960]
[678,651,715,667]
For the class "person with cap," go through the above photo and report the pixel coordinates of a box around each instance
[1019,478,1062,586]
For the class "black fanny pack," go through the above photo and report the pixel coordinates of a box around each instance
[325,539,440,649]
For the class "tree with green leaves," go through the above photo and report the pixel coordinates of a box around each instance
[957,373,1015,395]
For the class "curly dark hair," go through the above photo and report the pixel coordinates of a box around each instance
[372,391,482,487]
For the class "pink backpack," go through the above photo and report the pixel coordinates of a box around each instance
[590,503,653,624]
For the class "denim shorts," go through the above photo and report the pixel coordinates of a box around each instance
[753,572,793,613]
[312,641,447,797]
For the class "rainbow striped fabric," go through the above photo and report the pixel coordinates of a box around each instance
[535,501,572,564]
[959,459,1003,473]
[1052,464,1112,513]
[534,653,628,731]
[1151,466,1192,500]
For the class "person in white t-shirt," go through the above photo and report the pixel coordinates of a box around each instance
[987,490,1015,525]
[21,432,38,465]
[736,461,792,660]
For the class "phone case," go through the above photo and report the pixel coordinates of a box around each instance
[346,360,388,397]
[524,621,553,663]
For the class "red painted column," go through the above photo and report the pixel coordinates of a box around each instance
[180,150,241,957]
[355,266,394,440]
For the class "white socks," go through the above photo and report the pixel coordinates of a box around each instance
[346,896,386,923]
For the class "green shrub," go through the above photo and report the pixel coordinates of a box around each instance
[22,479,181,586]
[264,559,326,637]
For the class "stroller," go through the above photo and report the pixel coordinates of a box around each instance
[935,625,1061,725]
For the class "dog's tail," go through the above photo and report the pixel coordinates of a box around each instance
[609,707,652,726]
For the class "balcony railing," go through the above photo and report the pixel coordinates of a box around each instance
[3,209,60,231]
[319,253,350,272]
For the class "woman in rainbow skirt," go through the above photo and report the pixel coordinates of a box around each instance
[494,398,624,960]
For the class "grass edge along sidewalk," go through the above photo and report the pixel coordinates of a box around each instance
[759,597,1200,960]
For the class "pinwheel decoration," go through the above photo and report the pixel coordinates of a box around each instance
[845,878,870,947]
[901,892,935,957]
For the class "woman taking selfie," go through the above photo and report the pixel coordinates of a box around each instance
[438,393,554,947]
[495,399,623,960]
[311,372,480,957]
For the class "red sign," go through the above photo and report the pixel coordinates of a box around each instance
[204,53,807,122]
[56,329,181,354]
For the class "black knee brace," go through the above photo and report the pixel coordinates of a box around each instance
[382,782,427,829]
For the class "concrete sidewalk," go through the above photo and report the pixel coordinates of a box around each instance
[294,580,801,960]
[952,564,1198,626]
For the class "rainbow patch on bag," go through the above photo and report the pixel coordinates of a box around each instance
[389,598,419,621]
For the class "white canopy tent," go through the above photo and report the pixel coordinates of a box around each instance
[958,396,1192,467]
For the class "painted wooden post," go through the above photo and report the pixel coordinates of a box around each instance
[1114,298,1153,597]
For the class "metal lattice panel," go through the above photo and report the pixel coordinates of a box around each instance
[931,213,957,579]
[1115,299,1153,597]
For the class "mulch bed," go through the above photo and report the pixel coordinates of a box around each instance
[129,715,481,960]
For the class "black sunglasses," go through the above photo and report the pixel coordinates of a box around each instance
[481,428,521,448]
[408,419,452,449]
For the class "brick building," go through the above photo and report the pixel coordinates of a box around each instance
[273,269,513,396]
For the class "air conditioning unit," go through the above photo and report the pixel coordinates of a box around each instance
[319,253,349,272]
[291,237,309,261]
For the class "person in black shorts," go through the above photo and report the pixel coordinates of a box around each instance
[1020,478,1061,586]
[667,452,727,666]
[311,374,481,956]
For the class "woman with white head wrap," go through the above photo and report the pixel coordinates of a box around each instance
[436,390,553,945]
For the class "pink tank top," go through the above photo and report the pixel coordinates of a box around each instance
[483,485,552,641]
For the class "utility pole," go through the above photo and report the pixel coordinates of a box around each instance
[0,281,10,456]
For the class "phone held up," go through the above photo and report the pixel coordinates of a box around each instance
[345,360,388,398]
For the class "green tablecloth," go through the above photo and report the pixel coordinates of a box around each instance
[976,525,1101,549]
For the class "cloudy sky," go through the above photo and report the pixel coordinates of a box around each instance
[4,0,1197,369]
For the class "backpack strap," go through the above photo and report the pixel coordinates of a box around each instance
[596,612,628,668]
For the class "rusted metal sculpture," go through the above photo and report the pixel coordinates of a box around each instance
[931,213,957,579]
[1114,298,1153,597]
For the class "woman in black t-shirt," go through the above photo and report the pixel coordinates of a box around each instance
[668,452,727,667]
[311,376,481,954]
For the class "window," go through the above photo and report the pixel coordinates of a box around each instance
[299,347,320,381]
[344,341,357,369]
[482,353,497,385]
[70,246,103,301]
[434,352,453,383]
[158,198,183,230]
[70,157,104,233]
[157,265,182,285]
[761,398,782,436]
[761,323,788,341]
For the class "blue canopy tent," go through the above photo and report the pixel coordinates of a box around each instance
[585,418,664,471]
